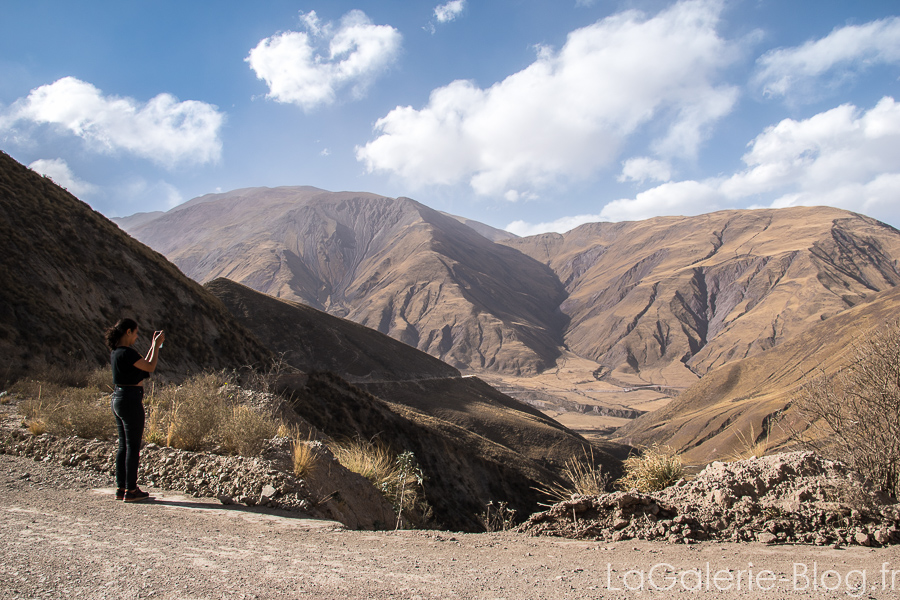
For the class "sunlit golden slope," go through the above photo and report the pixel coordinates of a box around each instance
[504,207,900,387]
[615,286,900,464]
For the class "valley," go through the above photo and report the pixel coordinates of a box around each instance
[116,185,900,458]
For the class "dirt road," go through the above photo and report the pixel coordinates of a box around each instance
[2,453,899,599]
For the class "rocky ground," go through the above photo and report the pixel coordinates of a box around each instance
[4,396,900,598]
[3,452,900,600]
[522,452,900,549]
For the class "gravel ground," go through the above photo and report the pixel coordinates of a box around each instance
[3,454,900,599]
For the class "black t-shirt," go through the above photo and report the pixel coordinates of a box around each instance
[111,346,149,386]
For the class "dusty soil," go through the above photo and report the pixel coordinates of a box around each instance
[3,453,900,600]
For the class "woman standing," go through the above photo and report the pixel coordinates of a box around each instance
[104,318,165,502]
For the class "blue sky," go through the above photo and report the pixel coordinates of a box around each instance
[2,0,899,233]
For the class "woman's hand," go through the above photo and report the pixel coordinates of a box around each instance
[153,330,166,347]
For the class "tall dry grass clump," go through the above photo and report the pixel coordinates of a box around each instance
[329,438,429,528]
[146,372,279,455]
[218,405,278,456]
[725,423,772,462]
[537,447,609,504]
[291,440,318,478]
[15,377,114,440]
[12,368,278,455]
[616,444,684,493]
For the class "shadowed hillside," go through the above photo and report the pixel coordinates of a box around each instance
[0,151,272,376]
[503,208,900,387]
[204,277,458,382]
[205,277,625,491]
[120,187,567,375]
[615,286,900,465]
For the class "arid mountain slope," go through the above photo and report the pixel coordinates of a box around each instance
[204,278,459,382]
[123,187,566,375]
[205,277,623,469]
[615,285,900,465]
[503,208,900,387]
[202,277,623,528]
[0,152,272,376]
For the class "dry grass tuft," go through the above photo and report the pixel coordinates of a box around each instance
[13,369,279,455]
[725,423,772,462]
[329,439,429,528]
[218,405,277,456]
[616,444,684,493]
[537,447,609,504]
[292,440,319,478]
[26,418,47,436]
[16,379,114,439]
[148,372,278,455]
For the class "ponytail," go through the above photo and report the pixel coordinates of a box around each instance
[105,318,137,351]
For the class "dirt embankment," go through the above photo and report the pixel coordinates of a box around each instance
[4,452,900,600]
[522,452,900,548]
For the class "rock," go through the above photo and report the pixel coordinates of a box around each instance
[757,532,777,545]
[260,484,277,501]
[613,517,629,530]
[218,495,234,505]
[854,532,873,547]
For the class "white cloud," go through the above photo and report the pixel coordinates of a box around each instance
[719,96,900,224]
[599,180,725,222]
[618,157,673,183]
[357,0,739,197]
[753,17,900,101]
[434,1,465,23]
[119,178,184,211]
[1,77,223,167]
[28,158,98,197]
[246,10,402,111]
[514,96,900,234]
[506,213,606,236]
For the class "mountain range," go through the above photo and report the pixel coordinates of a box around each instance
[120,187,900,391]
[0,151,610,529]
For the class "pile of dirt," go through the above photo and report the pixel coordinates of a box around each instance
[0,427,396,530]
[520,452,900,547]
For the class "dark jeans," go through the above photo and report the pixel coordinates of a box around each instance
[111,386,145,490]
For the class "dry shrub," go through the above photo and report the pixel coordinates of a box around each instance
[537,447,609,504]
[616,444,684,493]
[292,440,319,478]
[17,380,114,439]
[86,367,114,393]
[329,439,429,527]
[145,372,277,455]
[725,423,772,462]
[218,405,277,456]
[152,373,231,451]
[479,501,517,532]
[795,320,900,499]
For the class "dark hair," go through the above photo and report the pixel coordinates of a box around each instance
[105,318,138,351]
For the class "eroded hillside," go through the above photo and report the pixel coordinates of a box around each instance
[124,188,566,375]
[503,208,900,387]
[0,151,272,375]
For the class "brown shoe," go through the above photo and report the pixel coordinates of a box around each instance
[123,488,151,502]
